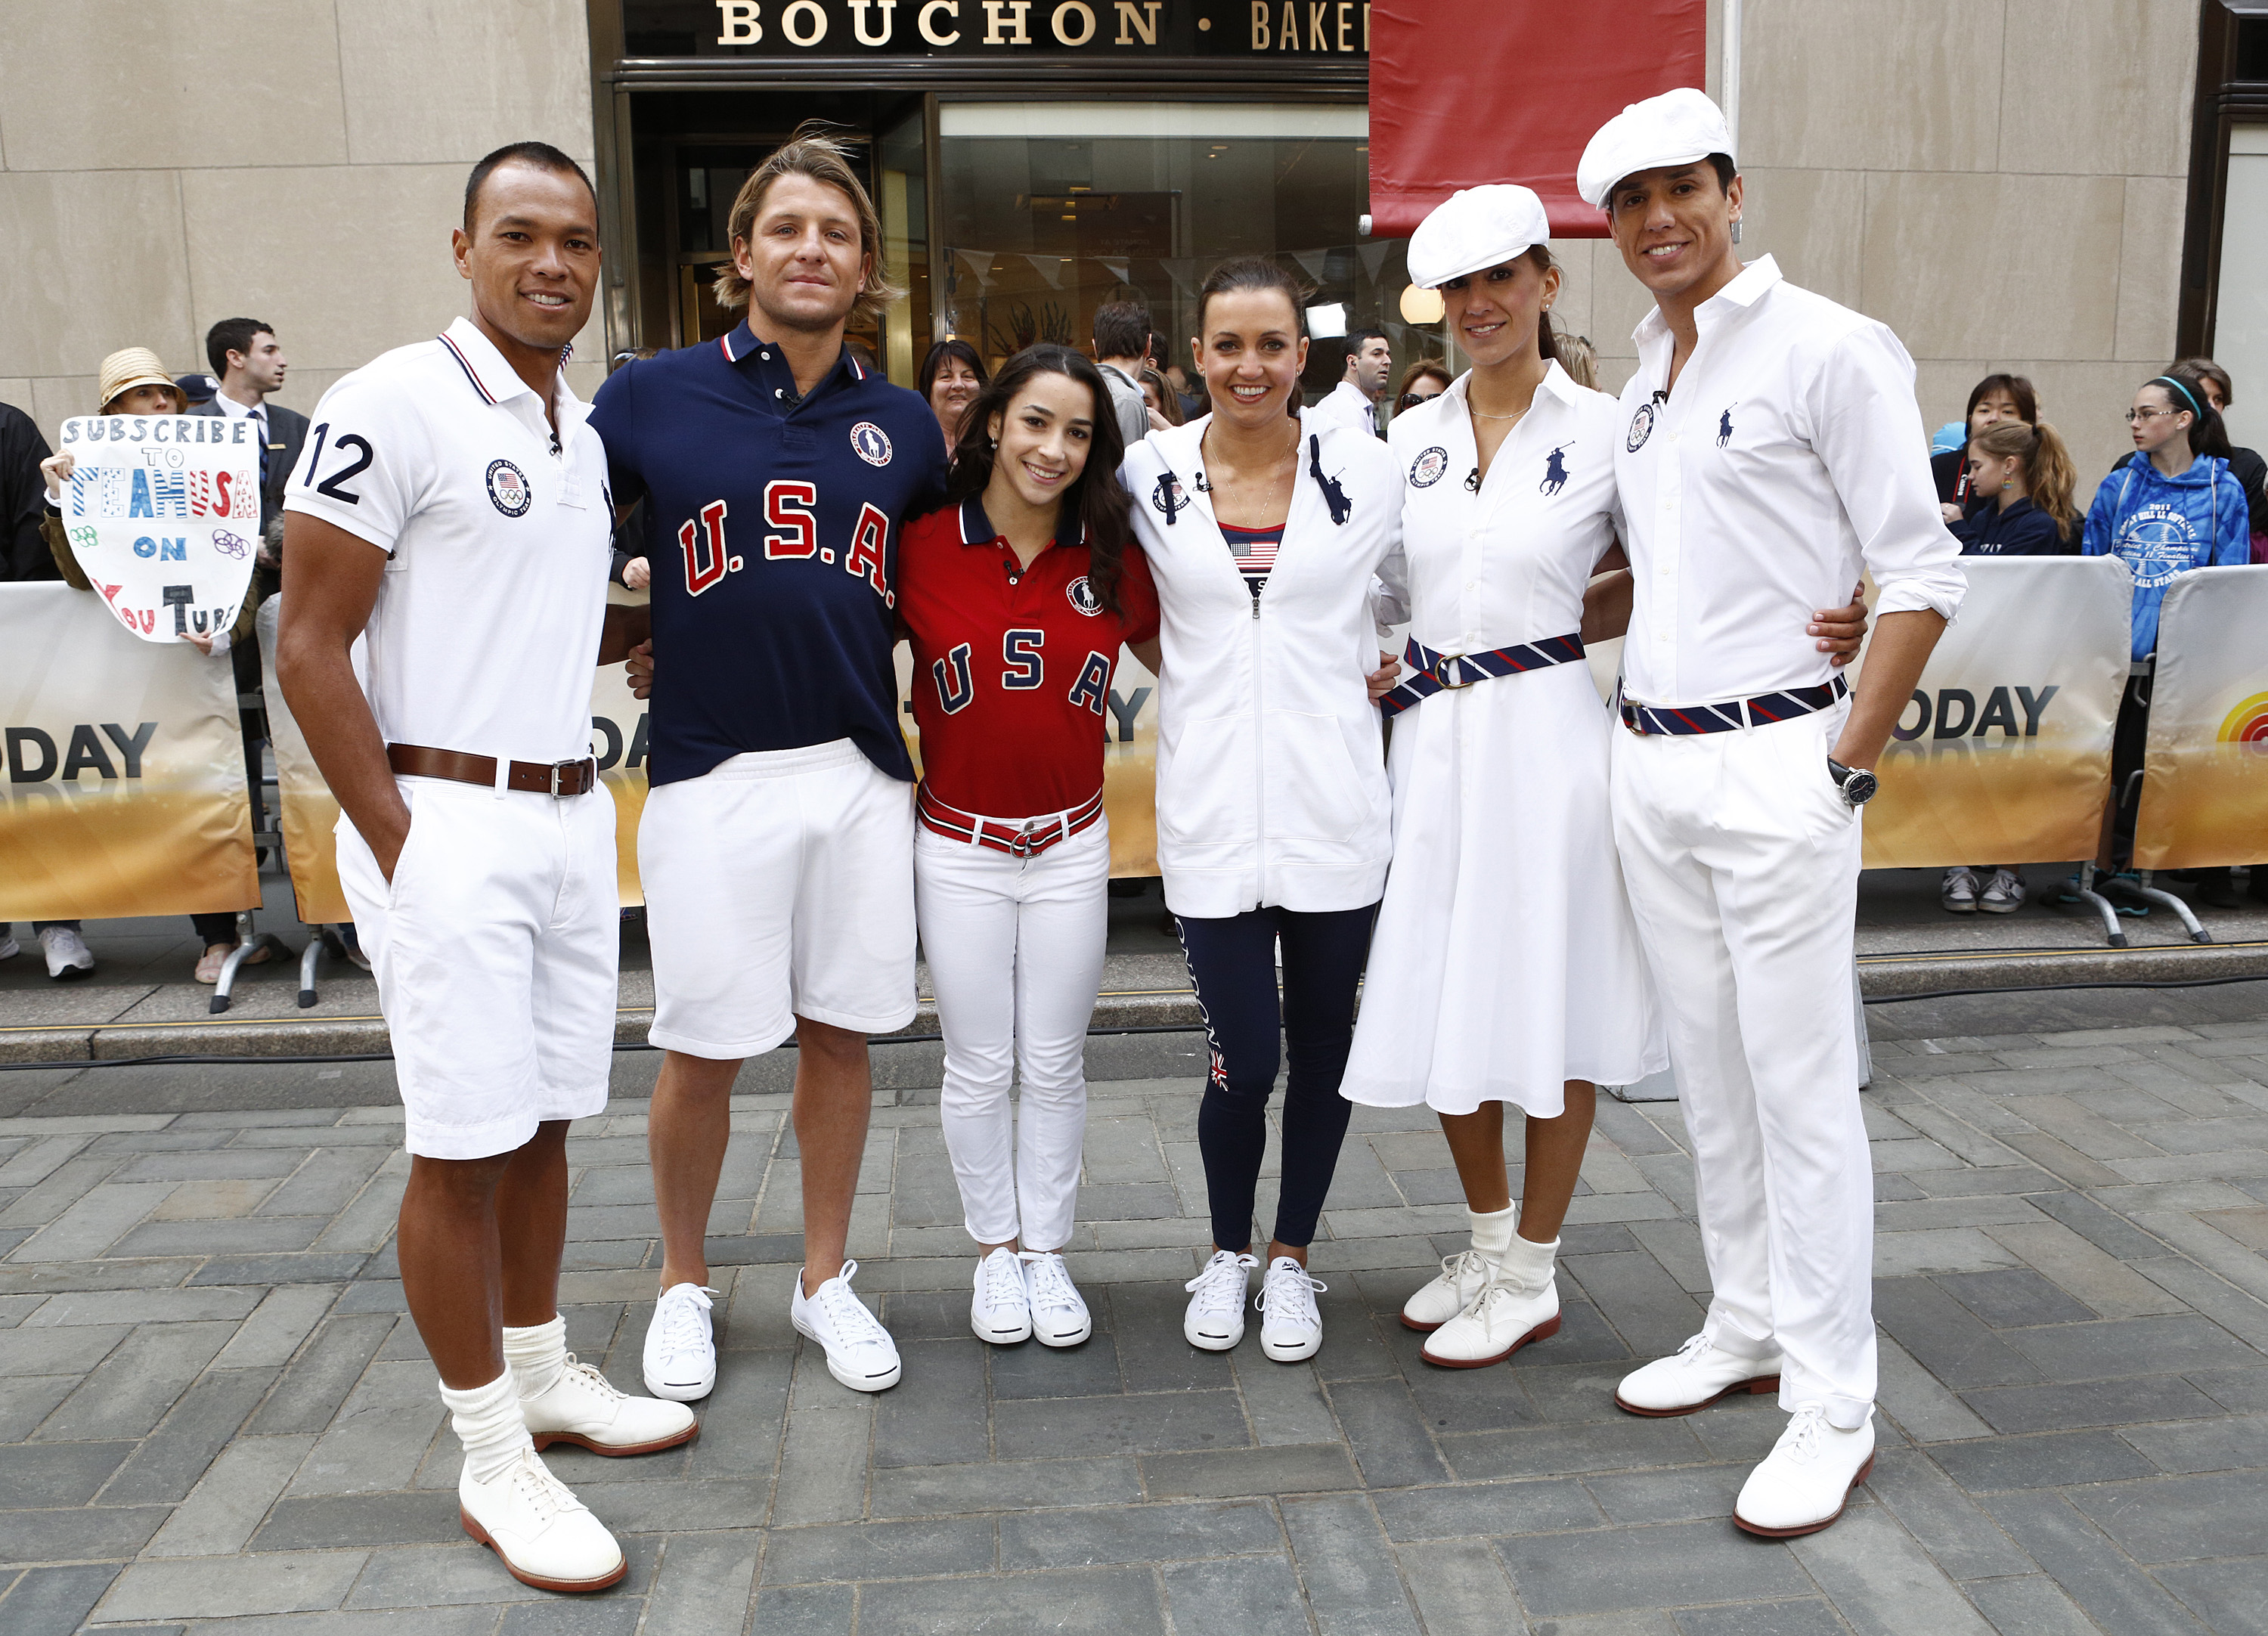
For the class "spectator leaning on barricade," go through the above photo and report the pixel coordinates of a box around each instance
[1091,299,1157,447]
[1934,373,2036,521]
[1939,417,2083,916]
[33,349,266,984]
[918,336,988,458]
[2108,358,2268,560]
[1394,358,1451,415]
[1314,324,1392,436]
[2080,373,2251,901]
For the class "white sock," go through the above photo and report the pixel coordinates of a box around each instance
[1496,1229,1560,1294]
[440,1369,534,1486]
[501,1315,568,1400]
[1469,1203,1519,1269]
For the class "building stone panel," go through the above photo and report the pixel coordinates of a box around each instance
[2115,175,2186,365]
[335,0,599,166]
[1743,0,2004,175]
[1996,0,2195,178]
[0,170,194,380]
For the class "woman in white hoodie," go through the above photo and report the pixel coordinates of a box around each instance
[1120,259,1403,1365]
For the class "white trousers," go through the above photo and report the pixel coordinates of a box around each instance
[1610,703,1876,1430]
[915,816,1110,1253]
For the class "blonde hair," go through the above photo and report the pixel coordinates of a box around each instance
[1557,334,1599,391]
[1971,418,2078,532]
[712,122,900,323]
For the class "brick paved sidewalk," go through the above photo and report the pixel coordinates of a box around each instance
[2,987,2266,1633]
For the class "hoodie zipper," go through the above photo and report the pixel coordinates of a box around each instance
[1250,573,1266,906]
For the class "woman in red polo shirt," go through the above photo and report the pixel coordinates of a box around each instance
[897,344,1159,1351]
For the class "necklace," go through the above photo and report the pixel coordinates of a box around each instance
[1198,420,1300,512]
[1467,407,1527,421]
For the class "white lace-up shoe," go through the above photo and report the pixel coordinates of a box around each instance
[643,1283,718,1402]
[1939,867,1978,913]
[0,934,19,962]
[1022,1250,1092,1348]
[1421,1235,1560,1368]
[1734,1405,1876,1537]
[459,1445,625,1594]
[522,1354,697,1457]
[39,925,94,981]
[790,1261,901,1392]
[1182,1250,1258,1350]
[971,1247,1033,1345]
[1402,1250,1492,1333]
[1257,1256,1326,1363]
[1615,1332,1784,1417]
[1980,867,2026,914]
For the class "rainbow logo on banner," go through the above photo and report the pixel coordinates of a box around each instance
[2220,692,2268,751]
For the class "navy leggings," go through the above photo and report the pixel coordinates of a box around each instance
[1176,902,1377,1253]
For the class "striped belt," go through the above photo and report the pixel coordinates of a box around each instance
[1618,672,1851,736]
[917,785,1105,857]
[1378,632,1586,718]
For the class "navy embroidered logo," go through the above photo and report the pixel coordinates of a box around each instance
[1151,472,1188,523]
[1541,445,1570,495]
[1065,575,1103,615]
[1717,405,1735,447]
[485,459,531,517]
[1308,435,1351,525]
[1626,402,1656,453]
[850,422,893,467]
[1410,446,1449,488]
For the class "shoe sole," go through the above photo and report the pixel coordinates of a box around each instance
[1260,1334,1321,1362]
[1421,1311,1560,1369]
[1615,1374,1780,1418]
[460,1507,627,1594]
[1977,901,2021,914]
[1732,1452,1875,1538]
[531,1421,699,1458]
[791,1318,903,1392]
[1400,1312,1450,1334]
[642,1371,714,1403]
[1941,901,1975,913]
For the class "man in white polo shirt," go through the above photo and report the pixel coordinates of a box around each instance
[1576,91,1965,1538]
[277,141,692,1596]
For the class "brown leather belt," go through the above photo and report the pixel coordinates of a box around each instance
[386,742,598,798]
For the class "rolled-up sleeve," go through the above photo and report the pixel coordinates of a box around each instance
[1806,324,1967,622]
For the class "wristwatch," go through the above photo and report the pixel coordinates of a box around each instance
[1826,758,1879,808]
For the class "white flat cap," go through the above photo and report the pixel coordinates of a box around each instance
[1407,184,1552,290]
[1576,88,1734,210]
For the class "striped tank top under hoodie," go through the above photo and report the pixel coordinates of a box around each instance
[1220,520,1284,603]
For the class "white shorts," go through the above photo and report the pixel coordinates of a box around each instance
[641,739,917,1058]
[336,777,619,1160]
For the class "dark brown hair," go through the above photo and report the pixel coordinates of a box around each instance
[1966,373,2038,427]
[2170,357,2235,411]
[917,338,989,442]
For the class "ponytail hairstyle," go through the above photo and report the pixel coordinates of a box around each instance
[1195,256,1312,417]
[943,344,1136,615]
[1971,417,2079,536]
[1523,245,1563,365]
[2146,373,2233,462]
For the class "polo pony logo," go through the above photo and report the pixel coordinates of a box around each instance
[1541,445,1569,495]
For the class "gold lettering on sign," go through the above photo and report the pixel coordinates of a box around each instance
[1336,0,1352,49]
[850,0,897,42]
[1052,1,1097,44]
[1308,2,1325,47]
[1279,2,1297,49]
[1249,1,1268,46]
[983,0,1032,42]
[919,0,960,42]
[1364,2,1369,48]
[1115,1,1161,43]
[716,0,761,42]
[783,0,827,42]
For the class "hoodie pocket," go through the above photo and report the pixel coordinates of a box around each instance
[1157,711,1256,851]
[1264,710,1376,844]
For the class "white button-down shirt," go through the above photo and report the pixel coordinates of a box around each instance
[1313,377,1379,438]
[1612,256,1964,707]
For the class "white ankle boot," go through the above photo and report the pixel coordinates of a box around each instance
[1402,1203,1517,1331]
[1421,1232,1560,1368]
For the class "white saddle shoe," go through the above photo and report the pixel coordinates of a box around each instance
[522,1355,698,1458]
[1401,1250,1492,1333]
[1615,1331,1784,1417]
[459,1446,625,1594]
[1734,1405,1876,1537]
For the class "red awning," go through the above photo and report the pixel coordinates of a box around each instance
[1367,1,1709,240]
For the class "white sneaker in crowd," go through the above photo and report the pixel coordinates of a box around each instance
[1939,867,1978,913]
[1182,1249,1257,1350]
[458,1445,625,1594]
[1400,1249,1492,1333]
[1734,1405,1876,1537]
[0,934,19,962]
[1979,867,2026,914]
[1022,1250,1092,1348]
[641,1282,719,1402]
[522,1354,697,1456]
[39,925,94,981]
[789,1260,901,1392]
[971,1246,1033,1346]
[1615,1331,1785,1417]
[1256,1256,1326,1363]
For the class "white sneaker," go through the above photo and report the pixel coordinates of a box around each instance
[643,1283,718,1402]
[1939,868,1978,913]
[971,1247,1033,1345]
[1182,1250,1257,1350]
[1256,1256,1325,1364]
[1421,1235,1560,1369]
[1980,867,2026,914]
[39,925,94,981]
[1022,1250,1092,1348]
[1615,1331,1785,1417]
[458,1445,624,1594]
[0,935,18,961]
[1401,1250,1492,1333]
[789,1260,901,1392]
[523,1354,697,1456]
[1734,1405,1876,1537]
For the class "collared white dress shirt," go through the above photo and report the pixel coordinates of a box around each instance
[1612,256,1964,708]
[1313,378,1379,438]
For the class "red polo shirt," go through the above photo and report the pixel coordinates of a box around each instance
[900,497,1159,818]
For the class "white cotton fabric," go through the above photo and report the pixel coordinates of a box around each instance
[1576,86,1735,209]
[1407,184,1552,289]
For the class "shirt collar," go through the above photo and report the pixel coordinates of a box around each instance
[1631,254,1783,350]
[720,320,868,385]
[1439,360,1582,415]
[438,314,576,409]
[215,392,262,422]
[957,494,1084,553]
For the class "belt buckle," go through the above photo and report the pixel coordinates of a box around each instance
[547,759,582,799]
[1433,653,1477,690]
[1011,823,1037,858]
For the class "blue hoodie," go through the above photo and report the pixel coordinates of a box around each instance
[2081,453,2250,658]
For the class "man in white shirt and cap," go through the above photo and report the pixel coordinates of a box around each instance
[1576,88,1965,1538]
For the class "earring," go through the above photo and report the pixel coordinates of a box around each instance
[1730,219,1743,244]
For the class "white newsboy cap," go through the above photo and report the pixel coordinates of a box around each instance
[1407,184,1553,289]
[1576,87,1734,210]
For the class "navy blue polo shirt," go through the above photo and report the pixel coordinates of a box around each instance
[589,322,948,785]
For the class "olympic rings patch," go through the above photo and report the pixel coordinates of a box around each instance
[1410,446,1450,488]
[485,459,531,517]
[1626,402,1656,453]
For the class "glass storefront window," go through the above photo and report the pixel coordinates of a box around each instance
[2217,126,2268,454]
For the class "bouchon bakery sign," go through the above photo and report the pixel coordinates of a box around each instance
[626,1,1369,54]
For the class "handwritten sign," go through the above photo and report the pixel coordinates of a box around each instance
[58,415,260,645]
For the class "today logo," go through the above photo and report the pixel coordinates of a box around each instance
[1892,686,2059,741]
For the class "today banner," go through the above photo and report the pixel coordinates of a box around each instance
[2133,566,2268,869]
[1859,556,2131,869]
[0,583,259,921]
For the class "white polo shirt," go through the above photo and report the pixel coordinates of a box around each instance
[1312,378,1379,438]
[284,317,612,767]
[1613,256,1965,708]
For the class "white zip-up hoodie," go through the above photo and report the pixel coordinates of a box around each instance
[1121,411,1405,919]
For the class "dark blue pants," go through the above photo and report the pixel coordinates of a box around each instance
[1176,901,1377,1253]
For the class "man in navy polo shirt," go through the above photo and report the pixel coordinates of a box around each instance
[590,127,947,1399]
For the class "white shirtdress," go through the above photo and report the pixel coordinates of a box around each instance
[1341,363,1665,1118]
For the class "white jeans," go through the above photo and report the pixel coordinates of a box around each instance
[1610,703,1876,1430]
[915,816,1110,1253]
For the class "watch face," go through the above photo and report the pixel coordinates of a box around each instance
[1845,770,1879,805]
